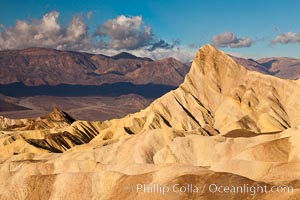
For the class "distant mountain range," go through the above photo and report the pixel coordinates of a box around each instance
[230,55,300,79]
[1,47,300,120]
[0,47,189,87]
[1,47,299,88]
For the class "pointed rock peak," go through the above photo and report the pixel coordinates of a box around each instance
[194,44,225,60]
[183,44,247,95]
[191,44,221,59]
[112,52,138,60]
[199,44,219,52]
[45,107,76,124]
[112,52,153,61]
[53,106,63,114]
[190,44,244,75]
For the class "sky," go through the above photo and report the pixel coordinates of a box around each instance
[0,0,300,61]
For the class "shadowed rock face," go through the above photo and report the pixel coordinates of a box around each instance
[1,45,300,199]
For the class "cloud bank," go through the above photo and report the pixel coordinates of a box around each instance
[0,11,91,51]
[0,11,194,62]
[212,32,253,48]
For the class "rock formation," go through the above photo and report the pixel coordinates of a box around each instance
[0,45,299,199]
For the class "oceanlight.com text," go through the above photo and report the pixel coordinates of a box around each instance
[124,183,294,196]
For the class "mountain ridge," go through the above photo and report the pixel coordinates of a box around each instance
[1,47,300,88]
[0,47,189,87]
[3,44,300,151]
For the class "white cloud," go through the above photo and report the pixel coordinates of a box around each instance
[212,32,253,48]
[95,15,153,50]
[0,11,195,62]
[67,16,87,40]
[272,32,300,44]
[131,46,195,62]
[0,11,92,50]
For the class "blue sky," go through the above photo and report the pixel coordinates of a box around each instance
[0,0,300,61]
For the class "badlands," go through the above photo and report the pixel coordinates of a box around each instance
[0,45,300,199]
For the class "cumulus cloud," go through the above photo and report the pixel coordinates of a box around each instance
[0,11,194,61]
[212,32,253,48]
[0,12,158,51]
[0,11,92,50]
[272,32,300,44]
[95,15,154,50]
